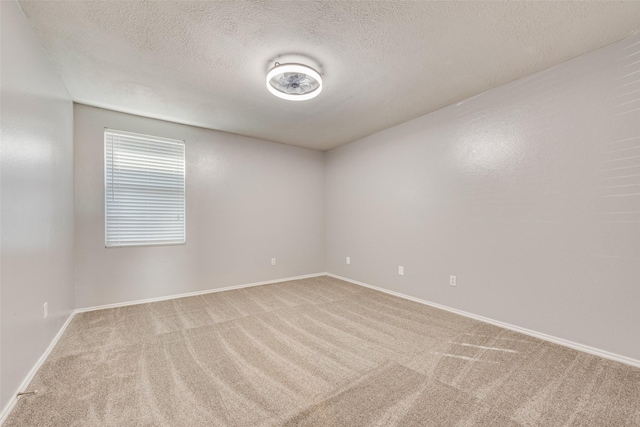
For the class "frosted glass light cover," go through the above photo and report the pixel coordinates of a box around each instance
[266,63,322,101]
[270,72,319,95]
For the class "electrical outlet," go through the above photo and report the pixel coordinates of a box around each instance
[398,266,404,276]
[346,256,350,265]
[271,258,276,266]
[450,276,457,287]
[43,302,48,319]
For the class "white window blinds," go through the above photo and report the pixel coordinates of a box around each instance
[105,129,185,247]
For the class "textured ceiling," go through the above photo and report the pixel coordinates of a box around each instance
[18,1,640,150]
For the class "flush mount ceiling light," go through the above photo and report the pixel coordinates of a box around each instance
[266,63,322,101]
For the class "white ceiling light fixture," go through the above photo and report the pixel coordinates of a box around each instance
[266,62,323,101]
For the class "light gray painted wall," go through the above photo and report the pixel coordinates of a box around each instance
[0,1,75,412]
[74,104,325,308]
[326,35,640,360]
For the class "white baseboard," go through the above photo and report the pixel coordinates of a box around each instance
[75,272,326,313]
[0,311,77,425]
[0,272,325,425]
[326,273,640,369]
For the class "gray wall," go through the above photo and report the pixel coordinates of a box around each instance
[326,34,640,360]
[1,1,75,412]
[74,104,325,309]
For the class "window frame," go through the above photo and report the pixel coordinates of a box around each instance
[104,128,186,248]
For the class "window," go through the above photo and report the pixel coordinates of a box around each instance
[105,129,185,247]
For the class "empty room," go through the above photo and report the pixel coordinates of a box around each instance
[1,1,639,425]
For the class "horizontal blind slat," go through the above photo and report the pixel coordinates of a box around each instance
[111,139,184,151]
[110,132,184,146]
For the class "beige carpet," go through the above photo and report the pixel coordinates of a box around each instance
[5,276,640,426]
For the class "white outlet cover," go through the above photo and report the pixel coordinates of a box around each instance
[398,266,404,276]
[43,302,48,319]
[271,258,276,266]
[346,256,350,265]
[450,276,457,286]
